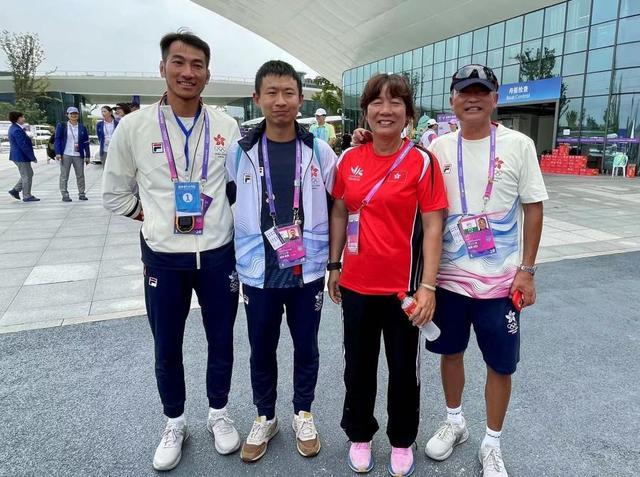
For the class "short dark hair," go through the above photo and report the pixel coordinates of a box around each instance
[160,32,211,67]
[254,60,302,95]
[360,74,415,124]
[115,103,132,115]
[8,111,23,123]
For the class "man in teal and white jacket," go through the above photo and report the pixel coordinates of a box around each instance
[226,60,337,463]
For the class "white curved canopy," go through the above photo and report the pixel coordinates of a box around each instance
[193,0,559,85]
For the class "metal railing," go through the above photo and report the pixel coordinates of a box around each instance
[30,70,257,84]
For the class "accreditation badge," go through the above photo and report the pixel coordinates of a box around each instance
[174,182,201,217]
[457,214,496,259]
[346,211,361,255]
[274,223,306,269]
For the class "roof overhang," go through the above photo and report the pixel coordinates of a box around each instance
[194,0,561,84]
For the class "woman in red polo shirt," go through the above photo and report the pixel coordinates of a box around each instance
[328,73,447,476]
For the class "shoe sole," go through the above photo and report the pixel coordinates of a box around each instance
[152,432,190,471]
[425,428,469,461]
[348,453,375,473]
[240,422,279,463]
[291,419,321,457]
[387,460,415,477]
[207,423,241,455]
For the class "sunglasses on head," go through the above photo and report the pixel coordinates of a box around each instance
[451,64,499,88]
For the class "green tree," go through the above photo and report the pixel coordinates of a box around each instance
[0,97,46,124]
[517,47,569,118]
[311,77,343,115]
[0,30,48,101]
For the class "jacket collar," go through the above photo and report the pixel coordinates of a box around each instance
[238,119,314,152]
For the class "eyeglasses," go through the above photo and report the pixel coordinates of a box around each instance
[451,64,499,89]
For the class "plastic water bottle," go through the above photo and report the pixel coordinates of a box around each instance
[397,292,441,342]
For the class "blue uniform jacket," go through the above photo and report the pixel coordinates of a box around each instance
[8,123,37,162]
[54,121,91,159]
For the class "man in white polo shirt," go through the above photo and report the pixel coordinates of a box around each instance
[424,64,547,477]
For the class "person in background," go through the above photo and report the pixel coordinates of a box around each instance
[46,126,56,164]
[328,73,447,476]
[447,118,458,133]
[419,118,438,148]
[130,101,140,112]
[54,106,91,202]
[114,102,132,119]
[309,108,337,146]
[96,105,117,166]
[7,111,40,202]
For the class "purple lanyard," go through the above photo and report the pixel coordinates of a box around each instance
[360,141,414,209]
[261,134,302,225]
[456,126,496,215]
[157,98,210,183]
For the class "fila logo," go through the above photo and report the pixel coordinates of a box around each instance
[151,142,163,154]
[443,164,452,174]
[350,166,364,177]
[148,277,158,287]
[243,173,252,184]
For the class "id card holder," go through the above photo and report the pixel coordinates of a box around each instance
[74,143,79,153]
[190,193,213,235]
[275,223,306,269]
[458,214,497,259]
[346,212,361,255]
[174,182,201,217]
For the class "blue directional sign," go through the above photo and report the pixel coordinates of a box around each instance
[498,77,562,105]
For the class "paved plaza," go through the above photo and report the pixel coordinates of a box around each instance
[1,251,638,476]
[1,147,640,334]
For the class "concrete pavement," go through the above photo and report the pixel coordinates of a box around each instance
[0,251,638,476]
[2,147,640,333]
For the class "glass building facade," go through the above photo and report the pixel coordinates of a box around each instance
[342,0,640,172]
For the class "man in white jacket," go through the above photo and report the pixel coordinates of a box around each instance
[102,32,241,471]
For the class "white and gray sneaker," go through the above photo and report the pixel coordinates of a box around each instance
[153,421,189,471]
[479,445,508,477]
[425,417,469,461]
[207,407,241,455]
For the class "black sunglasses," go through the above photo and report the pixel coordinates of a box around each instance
[451,64,499,90]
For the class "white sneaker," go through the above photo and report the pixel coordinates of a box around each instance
[292,411,321,457]
[207,407,241,455]
[152,421,189,471]
[425,417,469,461]
[240,416,279,462]
[479,444,508,477]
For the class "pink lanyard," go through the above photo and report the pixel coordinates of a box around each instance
[360,141,414,209]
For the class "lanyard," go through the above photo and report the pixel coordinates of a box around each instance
[360,140,414,209]
[174,108,202,171]
[457,126,496,215]
[68,123,78,142]
[157,100,210,183]
[261,134,302,226]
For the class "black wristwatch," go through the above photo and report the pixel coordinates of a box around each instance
[327,261,342,271]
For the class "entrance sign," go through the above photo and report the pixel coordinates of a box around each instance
[498,77,562,106]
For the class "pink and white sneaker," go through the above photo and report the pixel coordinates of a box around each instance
[388,446,415,476]
[348,441,374,473]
